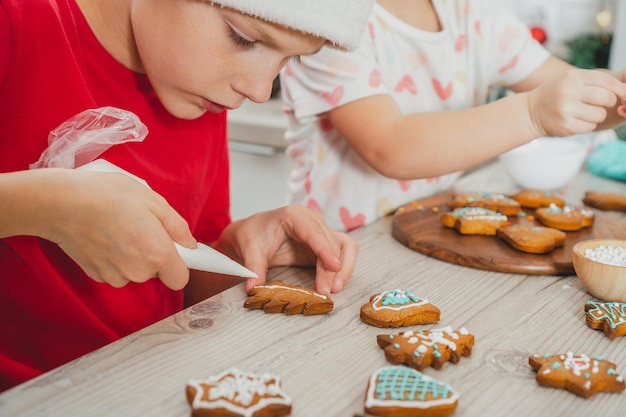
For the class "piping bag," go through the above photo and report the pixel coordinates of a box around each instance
[30,107,258,278]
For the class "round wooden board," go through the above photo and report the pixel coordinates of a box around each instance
[391,191,626,275]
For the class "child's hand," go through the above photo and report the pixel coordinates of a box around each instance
[35,169,196,290]
[527,68,626,137]
[214,205,359,296]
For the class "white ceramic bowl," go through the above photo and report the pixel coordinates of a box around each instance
[572,239,626,302]
[498,137,587,190]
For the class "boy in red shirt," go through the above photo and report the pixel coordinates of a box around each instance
[0,0,374,391]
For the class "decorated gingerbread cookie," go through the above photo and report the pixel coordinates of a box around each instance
[448,191,522,215]
[364,365,459,417]
[244,281,333,315]
[585,301,626,338]
[441,207,508,236]
[377,326,474,371]
[528,352,626,398]
[534,203,594,231]
[510,190,565,209]
[186,369,292,417]
[360,289,441,328]
[496,224,566,254]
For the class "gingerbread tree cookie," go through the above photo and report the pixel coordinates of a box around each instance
[585,301,626,338]
[377,326,474,370]
[529,352,626,398]
[244,281,333,315]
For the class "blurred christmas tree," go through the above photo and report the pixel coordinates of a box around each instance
[566,33,612,69]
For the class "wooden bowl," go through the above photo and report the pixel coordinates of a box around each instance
[572,239,626,302]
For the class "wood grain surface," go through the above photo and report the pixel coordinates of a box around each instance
[392,191,626,275]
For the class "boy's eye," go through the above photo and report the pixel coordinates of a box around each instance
[227,26,256,50]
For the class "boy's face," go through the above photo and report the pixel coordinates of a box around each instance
[131,0,325,119]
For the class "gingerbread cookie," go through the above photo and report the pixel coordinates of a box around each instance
[186,369,292,417]
[582,191,626,212]
[364,365,459,417]
[377,326,474,371]
[360,289,440,328]
[534,204,594,231]
[441,207,508,236]
[244,281,333,315]
[585,301,626,339]
[448,191,522,215]
[496,224,566,254]
[528,352,626,398]
[510,190,565,209]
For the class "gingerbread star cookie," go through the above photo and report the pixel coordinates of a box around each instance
[244,281,333,315]
[585,301,626,338]
[377,326,474,371]
[360,289,441,328]
[186,369,292,417]
[364,365,459,417]
[528,352,626,398]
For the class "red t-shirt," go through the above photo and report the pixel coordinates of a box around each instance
[0,0,231,391]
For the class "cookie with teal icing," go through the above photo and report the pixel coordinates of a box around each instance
[377,326,474,370]
[585,301,626,338]
[360,289,440,328]
[529,352,625,398]
[364,365,459,417]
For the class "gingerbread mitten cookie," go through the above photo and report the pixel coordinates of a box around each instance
[360,289,440,328]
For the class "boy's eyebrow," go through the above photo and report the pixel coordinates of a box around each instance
[250,20,324,56]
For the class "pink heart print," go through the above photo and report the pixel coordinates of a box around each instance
[398,180,412,192]
[395,75,417,95]
[369,69,382,88]
[307,198,322,213]
[498,55,518,74]
[339,206,366,231]
[432,78,453,100]
[322,86,344,107]
[455,34,467,53]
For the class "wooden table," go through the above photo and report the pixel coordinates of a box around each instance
[2,161,626,417]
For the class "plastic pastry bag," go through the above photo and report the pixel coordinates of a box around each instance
[29,106,148,169]
[28,107,257,278]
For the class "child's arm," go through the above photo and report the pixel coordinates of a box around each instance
[326,57,626,180]
[0,168,196,289]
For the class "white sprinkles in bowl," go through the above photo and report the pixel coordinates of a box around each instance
[584,245,626,267]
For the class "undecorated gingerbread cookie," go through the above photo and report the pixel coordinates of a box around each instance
[377,326,474,370]
[582,191,626,211]
[360,289,441,328]
[528,352,626,398]
[496,224,566,254]
[585,301,626,338]
[186,368,292,417]
[364,365,459,417]
[244,281,333,315]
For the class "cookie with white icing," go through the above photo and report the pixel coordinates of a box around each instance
[377,326,474,370]
[448,191,522,215]
[364,365,459,417]
[529,352,625,398]
[534,203,594,231]
[360,289,440,328]
[585,301,626,338]
[186,369,292,417]
[244,280,333,315]
[441,207,508,236]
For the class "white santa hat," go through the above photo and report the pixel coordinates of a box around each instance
[211,0,375,51]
